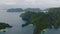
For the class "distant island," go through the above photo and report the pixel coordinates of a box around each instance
[7,8,23,12]
[7,8,41,12]
[20,7,60,34]
[24,8,41,12]
[0,22,12,30]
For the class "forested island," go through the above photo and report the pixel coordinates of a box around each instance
[20,7,60,34]
[24,8,41,12]
[7,8,41,12]
[0,22,12,30]
[7,8,23,12]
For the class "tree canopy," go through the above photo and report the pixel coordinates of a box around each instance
[20,8,60,34]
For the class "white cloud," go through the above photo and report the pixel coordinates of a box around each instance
[0,0,17,5]
[4,2,16,5]
[0,0,60,9]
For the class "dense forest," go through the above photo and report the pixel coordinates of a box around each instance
[7,8,41,12]
[24,8,41,12]
[7,8,23,12]
[0,22,12,30]
[20,7,60,34]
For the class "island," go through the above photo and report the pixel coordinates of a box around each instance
[24,8,41,12]
[7,8,23,12]
[20,7,60,34]
[0,22,12,30]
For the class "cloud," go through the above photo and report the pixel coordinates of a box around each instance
[0,0,60,9]
[0,0,17,5]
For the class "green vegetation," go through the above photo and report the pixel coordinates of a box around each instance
[7,8,41,12]
[20,8,60,34]
[7,8,23,12]
[24,8,41,12]
[0,22,12,30]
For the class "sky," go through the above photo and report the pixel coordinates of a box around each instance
[0,0,60,9]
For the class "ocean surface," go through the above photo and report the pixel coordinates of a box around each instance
[0,10,34,34]
[0,10,60,34]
